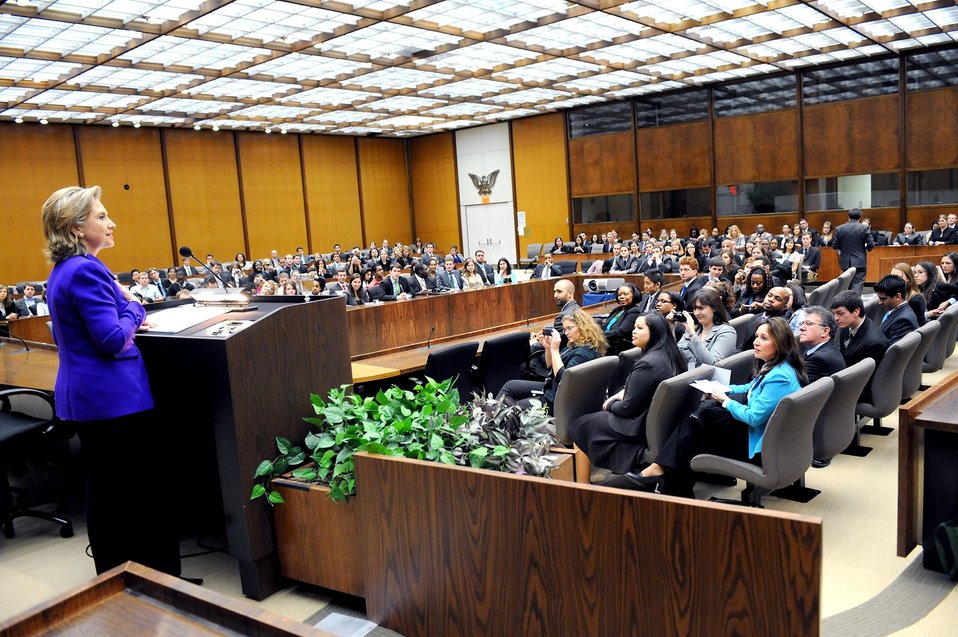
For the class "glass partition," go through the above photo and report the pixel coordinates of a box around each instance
[805,172,899,211]
[639,188,711,219]
[717,181,798,216]
[906,168,958,206]
[572,193,635,223]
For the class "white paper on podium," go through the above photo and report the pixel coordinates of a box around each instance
[145,305,231,334]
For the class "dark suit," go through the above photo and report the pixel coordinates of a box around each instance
[803,339,846,383]
[373,275,413,301]
[930,227,957,245]
[475,262,494,285]
[833,219,874,293]
[879,303,919,345]
[609,255,638,274]
[437,269,464,291]
[801,246,820,275]
[405,274,429,296]
[894,232,923,246]
[531,264,562,279]
[638,291,659,314]
[678,276,706,303]
[840,317,887,403]
[13,297,38,317]
[740,311,790,352]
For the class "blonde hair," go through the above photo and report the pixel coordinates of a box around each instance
[562,308,608,356]
[41,185,101,263]
[892,262,920,300]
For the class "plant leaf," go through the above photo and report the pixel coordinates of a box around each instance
[250,484,266,500]
[254,460,274,478]
[267,490,286,504]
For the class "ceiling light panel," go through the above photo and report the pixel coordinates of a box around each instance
[493,58,603,82]
[105,113,185,124]
[617,0,727,24]
[306,110,380,123]
[139,97,240,115]
[607,79,686,97]
[334,126,384,135]
[555,70,652,91]
[27,88,144,108]
[686,18,773,44]
[375,114,441,127]
[318,23,461,59]
[229,104,318,119]
[23,0,205,23]
[243,54,373,81]
[420,78,515,98]
[185,78,298,99]
[118,36,271,70]
[2,107,99,120]
[505,13,645,50]
[415,42,540,72]
[426,102,500,116]
[537,94,605,109]
[0,86,34,103]
[343,67,452,90]
[68,67,204,91]
[484,87,570,105]
[360,95,447,112]
[336,0,412,11]
[184,0,362,46]
[0,56,84,82]
[479,107,539,120]
[405,0,572,34]
[925,7,958,29]
[0,17,144,57]
[278,123,331,132]
[584,33,708,66]
[429,120,479,130]
[193,118,261,128]
[280,86,378,106]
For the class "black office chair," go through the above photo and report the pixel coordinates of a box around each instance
[418,342,480,400]
[473,333,531,397]
[554,260,578,275]
[0,388,74,539]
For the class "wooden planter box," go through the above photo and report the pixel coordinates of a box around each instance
[270,453,573,597]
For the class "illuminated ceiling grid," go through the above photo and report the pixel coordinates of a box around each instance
[0,0,955,137]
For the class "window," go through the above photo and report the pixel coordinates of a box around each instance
[802,58,899,106]
[906,47,958,92]
[717,181,798,216]
[639,188,711,220]
[572,193,635,223]
[906,168,958,206]
[713,74,796,117]
[568,101,633,138]
[634,89,708,128]
[805,173,899,211]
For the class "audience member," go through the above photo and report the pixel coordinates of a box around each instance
[473,250,494,284]
[890,263,927,326]
[437,257,464,291]
[818,220,835,247]
[638,270,663,313]
[894,222,924,246]
[797,305,845,383]
[14,283,42,315]
[601,283,642,355]
[656,291,687,340]
[0,285,18,319]
[130,272,161,303]
[569,313,685,475]
[372,264,413,301]
[676,288,736,369]
[346,274,370,306]
[830,290,887,402]
[739,286,792,351]
[913,261,938,317]
[677,256,705,302]
[609,244,638,274]
[929,215,956,246]
[460,258,486,290]
[494,258,513,285]
[928,253,958,317]
[531,253,561,280]
[874,275,919,344]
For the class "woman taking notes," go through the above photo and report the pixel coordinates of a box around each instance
[676,288,737,369]
[629,316,805,496]
[42,186,181,577]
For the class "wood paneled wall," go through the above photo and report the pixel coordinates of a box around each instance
[715,109,799,184]
[0,125,79,282]
[163,129,245,262]
[638,121,711,191]
[512,114,570,257]
[410,133,459,252]
[804,95,900,177]
[906,88,958,170]
[358,138,414,245]
[301,136,364,252]
[569,130,635,197]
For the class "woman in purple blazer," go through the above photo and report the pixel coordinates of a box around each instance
[42,185,181,577]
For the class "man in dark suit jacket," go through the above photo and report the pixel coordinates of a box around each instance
[832,208,874,293]
[639,270,663,313]
[831,291,887,403]
[799,233,820,280]
[740,287,792,351]
[473,249,494,285]
[798,306,846,383]
[609,245,638,274]
[531,254,562,280]
[436,258,464,291]
[676,256,706,303]
[371,265,413,301]
[14,284,40,317]
[874,275,919,345]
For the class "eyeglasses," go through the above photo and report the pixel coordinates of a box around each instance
[800,321,825,328]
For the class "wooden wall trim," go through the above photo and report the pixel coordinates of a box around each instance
[298,134,312,254]
[355,137,367,248]
[159,129,178,262]
[72,125,84,186]
[233,131,251,258]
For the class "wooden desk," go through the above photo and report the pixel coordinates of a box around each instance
[0,562,331,636]
[0,339,57,391]
[898,368,958,571]
[7,315,54,345]
[819,245,947,283]
[537,252,611,265]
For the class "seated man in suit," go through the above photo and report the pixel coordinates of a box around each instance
[406,263,432,295]
[609,244,638,274]
[639,269,664,314]
[861,218,889,246]
[14,283,41,316]
[677,256,706,302]
[473,249,494,285]
[799,232,821,281]
[419,243,438,265]
[436,257,464,291]
[873,275,919,345]
[327,269,350,295]
[740,286,792,351]
[797,306,846,383]
[531,253,562,280]
[370,264,413,301]
[894,222,924,246]
[830,290,887,402]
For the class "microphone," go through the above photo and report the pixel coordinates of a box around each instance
[526,309,537,327]
[179,246,221,285]
[2,332,30,352]
[426,325,435,349]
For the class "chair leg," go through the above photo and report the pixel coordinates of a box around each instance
[572,445,591,485]
[770,477,821,503]
[860,416,894,436]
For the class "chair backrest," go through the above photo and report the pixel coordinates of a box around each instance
[474,333,531,397]
[902,320,939,401]
[423,341,480,399]
[526,243,543,259]
[554,260,578,275]
[863,297,883,326]
[641,365,715,462]
[857,331,920,419]
[805,283,829,308]
[729,314,753,350]
[760,377,835,487]
[924,310,956,373]
[552,356,619,445]
[608,347,642,395]
[590,243,604,253]
[820,278,841,309]
[813,359,875,461]
[942,303,958,360]
[836,267,855,293]
[717,350,754,385]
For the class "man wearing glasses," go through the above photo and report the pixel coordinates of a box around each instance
[797,306,846,383]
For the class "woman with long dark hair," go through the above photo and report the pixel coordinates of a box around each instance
[734,266,771,316]
[677,288,736,369]
[601,283,642,355]
[629,316,805,496]
[914,261,939,313]
[928,252,958,317]
[494,258,513,285]
[570,312,686,474]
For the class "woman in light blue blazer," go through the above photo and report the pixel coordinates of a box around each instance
[629,316,805,497]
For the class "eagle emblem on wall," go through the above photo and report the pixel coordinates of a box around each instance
[468,170,500,197]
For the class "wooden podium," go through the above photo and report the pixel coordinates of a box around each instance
[138,296,351,599]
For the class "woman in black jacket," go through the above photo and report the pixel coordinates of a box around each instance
[601,283,642,355]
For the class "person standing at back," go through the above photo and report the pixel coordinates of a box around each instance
[832,208,874,293]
